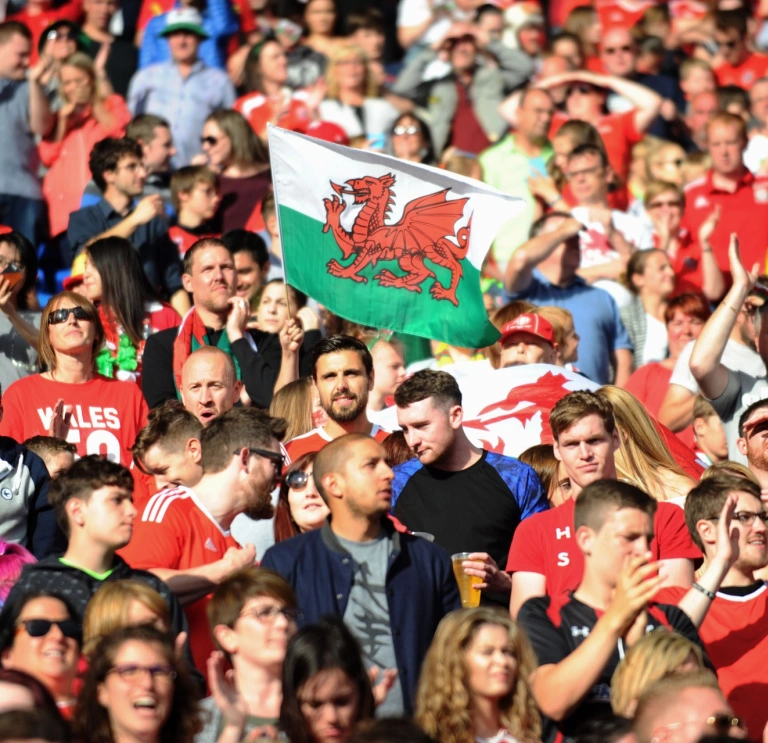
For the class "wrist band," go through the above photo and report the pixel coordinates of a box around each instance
[723,302,740,315]
[693,582,716,600]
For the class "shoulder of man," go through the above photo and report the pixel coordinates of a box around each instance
[391,456,424,504]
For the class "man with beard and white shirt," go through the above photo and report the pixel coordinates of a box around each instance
[285,335,389,461]
[120,408,285,676]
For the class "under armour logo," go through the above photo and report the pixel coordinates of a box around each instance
[204,538,217,553]
[571,626,590,638]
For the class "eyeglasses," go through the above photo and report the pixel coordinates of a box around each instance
[647,200,683,210]
[565,165,603,180]
[717,39,738,49]
[708,511,768,526]
[566,84,595,96]
[239,447,285,471]
[16,618,81,640]
[286,469,312,489]
[200,135,220,147]
[664,714,746,736]
[393,125,420,136]
[604,44,633,54]
[107,664,177,683]
[47,306,91,325]
[47,29,74,41]
[239,605,301,623]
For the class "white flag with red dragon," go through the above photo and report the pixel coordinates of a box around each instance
[268,126,526,347]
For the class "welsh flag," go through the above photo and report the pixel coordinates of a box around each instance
[268,126,526,347]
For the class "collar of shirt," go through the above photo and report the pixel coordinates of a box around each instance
[533,268,586,289]
[704,167,755,194]
[501,133,554,160]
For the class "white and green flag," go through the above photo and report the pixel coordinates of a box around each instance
[268,126,526,348]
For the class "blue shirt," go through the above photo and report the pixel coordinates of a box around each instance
[67,198,183,296]
[127,60,236,168]
[508,271,632,385]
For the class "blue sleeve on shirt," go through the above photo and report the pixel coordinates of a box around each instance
[607,293,633,352]
[485,452,548,521]
[391,457,424,510]
[139,16,168,69]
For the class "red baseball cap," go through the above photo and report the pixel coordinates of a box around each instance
[305,120,350,147]
[500,313,555,346]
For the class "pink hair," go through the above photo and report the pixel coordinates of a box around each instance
[0,540,36,606]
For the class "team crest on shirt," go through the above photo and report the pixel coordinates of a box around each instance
[754,185,768,202]
[0,488,12,500]
[694,195,710,209]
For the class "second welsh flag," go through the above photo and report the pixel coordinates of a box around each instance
[268,126,526,348]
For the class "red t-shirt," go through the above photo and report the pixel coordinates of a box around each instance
[0,374,147,466]
[669,0,707,20]
[10,0,82,64]
[506,497,701,597]
[285,425,390,463]
[656,582,768,738]
[681,170,768,285]
[550,109,641,181]
[119,485,240,676]
[714,53,768,89]
[450,82,491,155]
[596,0,656,30]
[234,92,311,140]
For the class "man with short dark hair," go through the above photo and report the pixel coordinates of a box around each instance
[392,369,546,605]
[221,229,270,303]
[656,474,768,738]
[285,335,389,461]
[67,137,189,316]
[261,433,460,716]
[0,21,53,243]
[713,9,768,89]
[507,390,699,616]
[141,238,299,409]
[518,479,703,741]
[120,407,285,675]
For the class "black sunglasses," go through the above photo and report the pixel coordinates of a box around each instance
[48,306,91,325]
[566,84,596,96]
[17,618,81,640]
[200,135,220,147]
[238,447,285,470]
[286,469,311,489]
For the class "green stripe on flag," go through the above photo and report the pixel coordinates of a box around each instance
[280,205,500,348]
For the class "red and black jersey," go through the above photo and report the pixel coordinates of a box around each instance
[518,592,704,742]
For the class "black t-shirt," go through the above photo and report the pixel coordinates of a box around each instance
[518,592,705,742]
[391,450,545,605]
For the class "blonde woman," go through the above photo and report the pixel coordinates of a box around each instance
[416,608,541,743]
[610,630,704,717]
[82,580,171,657]
[318,43,399,143]
[596,386,696,504]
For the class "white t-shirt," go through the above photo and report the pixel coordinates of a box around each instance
[670,338,767,394]
[396,0,475,47]
[643,313,669,365]
[744,134,768,175]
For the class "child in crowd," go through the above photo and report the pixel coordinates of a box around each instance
[691,396,728,468]
[23,436,76,480]
[168,166,221,257]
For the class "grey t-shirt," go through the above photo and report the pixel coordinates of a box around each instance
[0,79,42,200]
[0,310,40,391]
[670,339,766,394]
[708,369,768,463]
[337,533,404,717]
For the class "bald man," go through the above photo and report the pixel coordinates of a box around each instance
[261,434,460,717]
[180,346,242,426]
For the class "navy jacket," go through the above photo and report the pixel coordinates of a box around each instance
[260,520,460,713]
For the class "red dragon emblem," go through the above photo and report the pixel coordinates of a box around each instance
[322,173,472,307]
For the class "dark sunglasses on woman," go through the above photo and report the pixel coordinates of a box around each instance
[16,618,81,639]
[48,306,91,325]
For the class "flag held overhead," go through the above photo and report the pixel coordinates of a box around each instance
[268,125,526,348]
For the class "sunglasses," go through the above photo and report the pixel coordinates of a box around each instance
[393,125,420,136]
[200,135,220,147]
[16,618,81,640]
[604,44,633,54]
[239,447,286,471]
[48,306,91,325]
[566,84,596,96]
[286,469,312,490]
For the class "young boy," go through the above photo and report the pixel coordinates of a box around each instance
[24,436,77,480]
[169,165,221,257]
[692,396,728,467]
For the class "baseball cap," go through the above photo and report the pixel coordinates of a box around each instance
[63,253,86,291]
[500,313,554,346]
[305,120,350,146]
[160,8,209,38]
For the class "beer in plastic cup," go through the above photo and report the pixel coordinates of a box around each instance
[1,262,24,290]
[451,552,481,608]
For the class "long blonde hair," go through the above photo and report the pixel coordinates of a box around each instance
[269,377,314,441]
[416,608,541,743]
[611,630,704,717]
[325,43,378,100]
[596,386,691,501]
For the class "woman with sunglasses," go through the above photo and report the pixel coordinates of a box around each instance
[0,291,148,466]
[200,109,272,234]
[390,113,435,165]
[273,453,329,543]
[74,624,201,743]
[644,179,725,301]
[0,590,81,717]
[0,231,42,392]
[200,568,299,743]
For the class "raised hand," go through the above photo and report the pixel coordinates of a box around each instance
[368,666,398,707]
[48,398,72,440]
[714,492,740,570]
[604,553,663,636]
[279,318,304,354]
[226,296,250,342]
[698,205,721,246]
[207,651,248,731]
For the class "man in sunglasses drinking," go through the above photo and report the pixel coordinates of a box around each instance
[120,407,286,676]
[655,474,768,740]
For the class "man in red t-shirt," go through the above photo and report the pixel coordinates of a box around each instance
[285,335,389,462]
[540,69,661,181]
[681,113,768,285]
[507,390,700,617]
[713,10,768,89]
[119,407,285,676]
[656,474,768,739]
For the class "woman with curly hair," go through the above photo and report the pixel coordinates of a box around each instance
[415,607,540,743]
[73,624,201,743]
